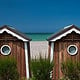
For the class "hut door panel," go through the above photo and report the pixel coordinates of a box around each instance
[58,41,80,79]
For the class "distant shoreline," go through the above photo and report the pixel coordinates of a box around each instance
[25,33,53,41]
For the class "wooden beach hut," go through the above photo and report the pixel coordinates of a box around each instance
[47,25,80,80]
[0,25,31,79]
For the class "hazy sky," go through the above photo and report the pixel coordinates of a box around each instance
[0,0,80,33]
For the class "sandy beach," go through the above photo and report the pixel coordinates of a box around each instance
[30,41,48,59]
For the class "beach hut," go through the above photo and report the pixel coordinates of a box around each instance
[47,25,80,80]
[0,25,31,79]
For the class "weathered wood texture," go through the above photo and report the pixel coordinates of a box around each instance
[53,31,80,80]
[0,32,26,78]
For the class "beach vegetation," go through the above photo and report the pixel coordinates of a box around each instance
[61,60,80,80]
[30,55,53,80]
[0,57,19,80]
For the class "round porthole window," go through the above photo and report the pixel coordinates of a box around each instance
[67,45,78,55]
[1,45,11,55]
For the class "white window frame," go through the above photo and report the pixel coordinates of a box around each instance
[1,45,11,55]
[67,45,78,55]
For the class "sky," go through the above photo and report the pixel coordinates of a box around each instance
[0,0,80,33]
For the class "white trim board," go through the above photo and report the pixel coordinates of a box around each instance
[24,42,30,79]
[0,28,28,41]
[50,42,54,62]
[50,28,80,42]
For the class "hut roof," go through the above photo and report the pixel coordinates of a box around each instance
[0,25,32,41]
[47,24,80,42]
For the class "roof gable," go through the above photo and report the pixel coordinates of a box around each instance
[0,25,31,41]
[47,25,80,42]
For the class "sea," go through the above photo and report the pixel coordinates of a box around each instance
[26,33,53,41]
